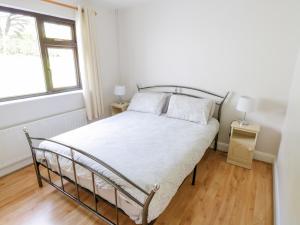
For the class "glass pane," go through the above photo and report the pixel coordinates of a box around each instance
[0,11,46,99]
[48,48,77,88]
[44,22,72,40]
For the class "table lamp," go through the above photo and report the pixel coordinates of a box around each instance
[236,96,255,126]
[114,85,126,103]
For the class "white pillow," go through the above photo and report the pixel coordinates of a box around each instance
[166,95,213,124]
[127,92,167,115]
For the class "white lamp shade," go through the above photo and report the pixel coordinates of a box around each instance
[114,85,126,96]
[236,96,255,113]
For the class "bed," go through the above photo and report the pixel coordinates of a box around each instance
[24,85,229,225]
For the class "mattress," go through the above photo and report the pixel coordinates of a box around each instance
[37,111,219,224]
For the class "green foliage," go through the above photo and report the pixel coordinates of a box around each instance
[0,12,39,55]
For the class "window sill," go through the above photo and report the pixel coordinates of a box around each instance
[0,90,83,107]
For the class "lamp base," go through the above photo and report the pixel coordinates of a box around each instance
[238,120,249,126]
[117,96,124,104]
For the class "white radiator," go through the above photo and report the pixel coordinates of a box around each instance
[0,109,87,176]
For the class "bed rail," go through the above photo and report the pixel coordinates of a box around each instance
[24,128,159,225]
[137,84,230,150]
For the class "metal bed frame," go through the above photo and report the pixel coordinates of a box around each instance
[24,85,229,225]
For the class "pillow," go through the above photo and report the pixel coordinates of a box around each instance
[166,95,213,124]
[127,92,168,115]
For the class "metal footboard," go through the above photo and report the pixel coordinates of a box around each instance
[24,128,159,225]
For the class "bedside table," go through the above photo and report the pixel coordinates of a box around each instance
[227,121,260,169]
[111,102,129,115]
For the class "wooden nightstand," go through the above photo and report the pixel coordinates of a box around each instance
[111,102,129,115]
[227,121,260,169]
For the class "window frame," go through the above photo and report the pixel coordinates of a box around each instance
[0,6,81,102]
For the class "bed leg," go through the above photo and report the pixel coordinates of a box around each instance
[192,165,197,186]
[36,163,43,187]
[214,134,218,151]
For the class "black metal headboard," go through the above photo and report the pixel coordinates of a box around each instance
[137,84,229,123]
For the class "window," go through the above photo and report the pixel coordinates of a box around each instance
[0,6,81,101]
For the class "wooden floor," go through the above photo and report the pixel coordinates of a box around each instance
[0,150,273,225]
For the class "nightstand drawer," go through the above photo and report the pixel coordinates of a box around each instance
[230,135,256,151]
[227,138,254,167]
[227,121,260,169]
[111,102,129,115]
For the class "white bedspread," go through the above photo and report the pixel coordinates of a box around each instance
[38,111,219,223]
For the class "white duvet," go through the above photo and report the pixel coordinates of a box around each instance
[37,111,219,224]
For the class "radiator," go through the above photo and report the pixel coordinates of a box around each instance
[0,109,87,176]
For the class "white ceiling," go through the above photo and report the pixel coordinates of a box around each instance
[90,0,152,8]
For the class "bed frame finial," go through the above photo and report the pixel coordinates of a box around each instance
[23,127,29,133]
[152,184,160,192]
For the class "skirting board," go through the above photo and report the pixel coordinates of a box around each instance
[0,157,32,177]
[216,142,275,164]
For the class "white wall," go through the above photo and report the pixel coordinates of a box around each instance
[0,91,84,130]
[275,51,300,225]
[117,0,300,156]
